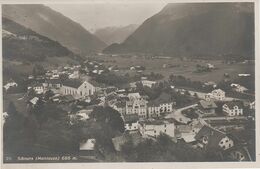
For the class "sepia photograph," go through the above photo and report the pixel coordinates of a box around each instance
[1,0,258,167]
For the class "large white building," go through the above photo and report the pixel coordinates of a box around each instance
[147,92,173,118]
[126,93,148,118]
[139,120,175,138]
[60,80,99,99]
[205,89,225,101]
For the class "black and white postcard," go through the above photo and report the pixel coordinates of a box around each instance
[1,0,259,168]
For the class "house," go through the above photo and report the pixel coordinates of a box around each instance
[207,63,215,69]
[205,89,225,101]
[227,146,252,161]
[141,80,156,88]
[198,100,217,114]
[112,132,143,152]
[123,114,139,131]
[175,120,203,143]
[139,120,175,138]
[249,101,255,109]
[147,92,173,118]
[195,125,234,151]
[4,80,18,90]
[126,94,148,119]
[204,81,217,88]
[29,97,39,105]
[222,101,243,116]
[79,139,96,159]
[61,80,98,99]
[113,101,126,115]
[69,70,80,79]
[231,83,248,93]
[32,84,44,94]
[43,79,62,89]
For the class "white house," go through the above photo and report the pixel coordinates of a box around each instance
[205,89,225,101]
[123,114,139,131]
[231,83,248,93]
[147,92,173,118]
[30,84,44,94]
[141,80,156,88]
[69,70,80,79]
[139,120,175,138]
[61,80,98,99]
[126,96,148,119]
[4,80,18,90]
[79,139,96,158]
[222,102,243,116]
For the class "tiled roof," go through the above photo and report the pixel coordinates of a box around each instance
[62,79,83,88]
[224,101,244,109]
[148,92,172,106]
[195,125,226,150]
[199,100,217,109]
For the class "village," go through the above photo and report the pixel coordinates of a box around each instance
[3,57,255,162]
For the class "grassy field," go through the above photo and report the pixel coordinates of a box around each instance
[91,55,254,83]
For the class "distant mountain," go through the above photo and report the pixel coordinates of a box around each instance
[3,17,79,62]
[104,3,254,59]
[94,24,138,45]
[2,4,107,56]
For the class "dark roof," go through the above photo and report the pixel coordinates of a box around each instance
[115,102,126,108]
[88,79,106,88]
[62,79,83,88]
[123,114,139,123]
[223,101,244,109]
[46,79,61,84]
[199,100,217,109]
[148,92,172,106]
[195,125,226,150]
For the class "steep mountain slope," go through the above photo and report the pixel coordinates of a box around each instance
[2,17,81,82]
[94,24,138,45]
[2,4,107,55]
[104,3,254,59]
[2,17,79,62]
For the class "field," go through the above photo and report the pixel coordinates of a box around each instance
[91,55,254,83]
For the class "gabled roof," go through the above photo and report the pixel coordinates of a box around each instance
[195,125,226,150]
[62,79,83,88]
[46,79,61,84]
[80,139,96,151]
[223,101,244,109]
[199,100,217,109]
[212,89,225,94]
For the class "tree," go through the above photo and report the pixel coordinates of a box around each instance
[44,90,54,101]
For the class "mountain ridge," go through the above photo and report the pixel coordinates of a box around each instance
[3,4,107,56]
[104,3,254,60]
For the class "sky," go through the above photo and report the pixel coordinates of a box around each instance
[46,3,166,33]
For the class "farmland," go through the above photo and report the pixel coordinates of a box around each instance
[88,55,254,83]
